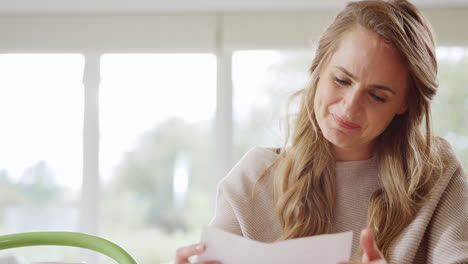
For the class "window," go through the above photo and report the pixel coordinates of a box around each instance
[433,47,468,170]
[0,47,464,264]
[0,54,84,261]
[100,53,217,264]
[232,50,313,160]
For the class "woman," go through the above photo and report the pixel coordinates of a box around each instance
[176,0,468,263]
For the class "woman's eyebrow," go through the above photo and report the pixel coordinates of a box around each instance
[371,84,396,94]
[333,65,396,94]
[334,66,356,79]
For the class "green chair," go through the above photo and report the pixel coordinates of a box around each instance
[0,232,137,264]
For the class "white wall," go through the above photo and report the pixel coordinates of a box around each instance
[0,8,467,53]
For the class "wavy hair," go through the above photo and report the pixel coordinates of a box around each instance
[255,0,445,260]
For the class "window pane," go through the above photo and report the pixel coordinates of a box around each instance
[100,53,216,264]
[232,50,313,160]
[0,54,84,261]
[433,47,468,169]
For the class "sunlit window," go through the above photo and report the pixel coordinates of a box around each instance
[232,50,313,160]
[100,53,216,264]
[0,53,84,261]
[433,47,468,169]
[0,46,464,264]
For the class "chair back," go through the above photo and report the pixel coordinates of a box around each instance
[0,232,137,264]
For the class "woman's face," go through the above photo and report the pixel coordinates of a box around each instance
[314,26,409,160]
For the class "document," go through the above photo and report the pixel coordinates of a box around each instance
[197,226,353,264]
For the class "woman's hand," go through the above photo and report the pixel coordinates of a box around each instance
[338,228,387,264]
[175,242,221,264]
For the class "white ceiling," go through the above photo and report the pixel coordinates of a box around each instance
[1,0,468,14]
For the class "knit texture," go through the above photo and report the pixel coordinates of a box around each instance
[209,146,468,263]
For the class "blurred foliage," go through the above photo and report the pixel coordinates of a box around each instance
[0,161,63,207]
[432,54,468,169]
[100,190,211,264]
[0,49,465,264]
[17,161,62,204]
[100,227,201,264]
[0,170,28,209]
[95,49,468,264]
[103,118,215,232]
[0,162,79,262]
[101,118,215,264]
[233,50,312,161]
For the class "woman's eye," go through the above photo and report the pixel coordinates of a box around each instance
[370,93,386,102]
[334,77,350,86]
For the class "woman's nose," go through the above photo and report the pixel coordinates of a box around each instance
[342,89,363,115]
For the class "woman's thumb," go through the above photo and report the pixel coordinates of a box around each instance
[360,228,383,262]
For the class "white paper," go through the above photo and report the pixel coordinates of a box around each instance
[197,226,352,264]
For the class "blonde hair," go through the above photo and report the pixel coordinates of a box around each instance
[256,0,444,260]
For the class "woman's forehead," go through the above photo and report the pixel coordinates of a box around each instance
[328,26,408,91]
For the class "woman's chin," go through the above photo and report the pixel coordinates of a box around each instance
[324,127,358,146]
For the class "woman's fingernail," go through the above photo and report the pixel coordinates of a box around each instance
[195,243,204,251]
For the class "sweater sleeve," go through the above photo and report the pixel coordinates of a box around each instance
[208,180,243,236]
[426,167,468,264]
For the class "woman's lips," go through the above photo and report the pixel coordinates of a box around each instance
[332,114,361,129]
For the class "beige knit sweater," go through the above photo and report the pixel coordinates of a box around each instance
[209,146,468,264]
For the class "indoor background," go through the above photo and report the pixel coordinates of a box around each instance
[0,0,467,263]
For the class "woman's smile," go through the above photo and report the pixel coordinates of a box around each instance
[332,113,361,129]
